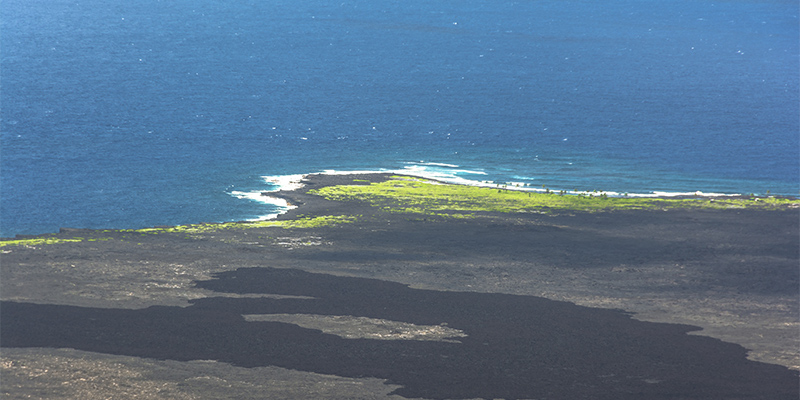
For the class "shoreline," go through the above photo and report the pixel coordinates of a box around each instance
[2,172,798,398]
[3,170,797,240]
[252,169,799,223]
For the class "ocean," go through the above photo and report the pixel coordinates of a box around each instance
[2,0,798,237]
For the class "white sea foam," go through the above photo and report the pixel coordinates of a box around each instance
[301,165,488,188]
[261,174,306,192]
[318,169,388,176]
[406,161,461,168]
[227,174,305,221]
[229,190,298,221]
[397,164,488,188]
[230,190,271,204]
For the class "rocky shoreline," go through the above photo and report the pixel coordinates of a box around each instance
[2,173,798,399]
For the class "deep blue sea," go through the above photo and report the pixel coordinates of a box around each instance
[2,0,798,237]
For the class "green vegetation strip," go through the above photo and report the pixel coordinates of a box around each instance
[126,215,358,234]
[310,178,798,215]
[0,237,86,247]
[0,215,357,247]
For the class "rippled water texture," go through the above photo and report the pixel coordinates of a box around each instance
[2,0,797,235]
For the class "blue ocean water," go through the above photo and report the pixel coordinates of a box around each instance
[2,0,798,237]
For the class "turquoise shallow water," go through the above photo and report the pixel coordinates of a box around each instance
[1,0,798,236]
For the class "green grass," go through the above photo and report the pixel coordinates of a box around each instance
[0,215,357,247]
[309,178,798,216]
[123,215,357,234]
[0,237,85,247]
